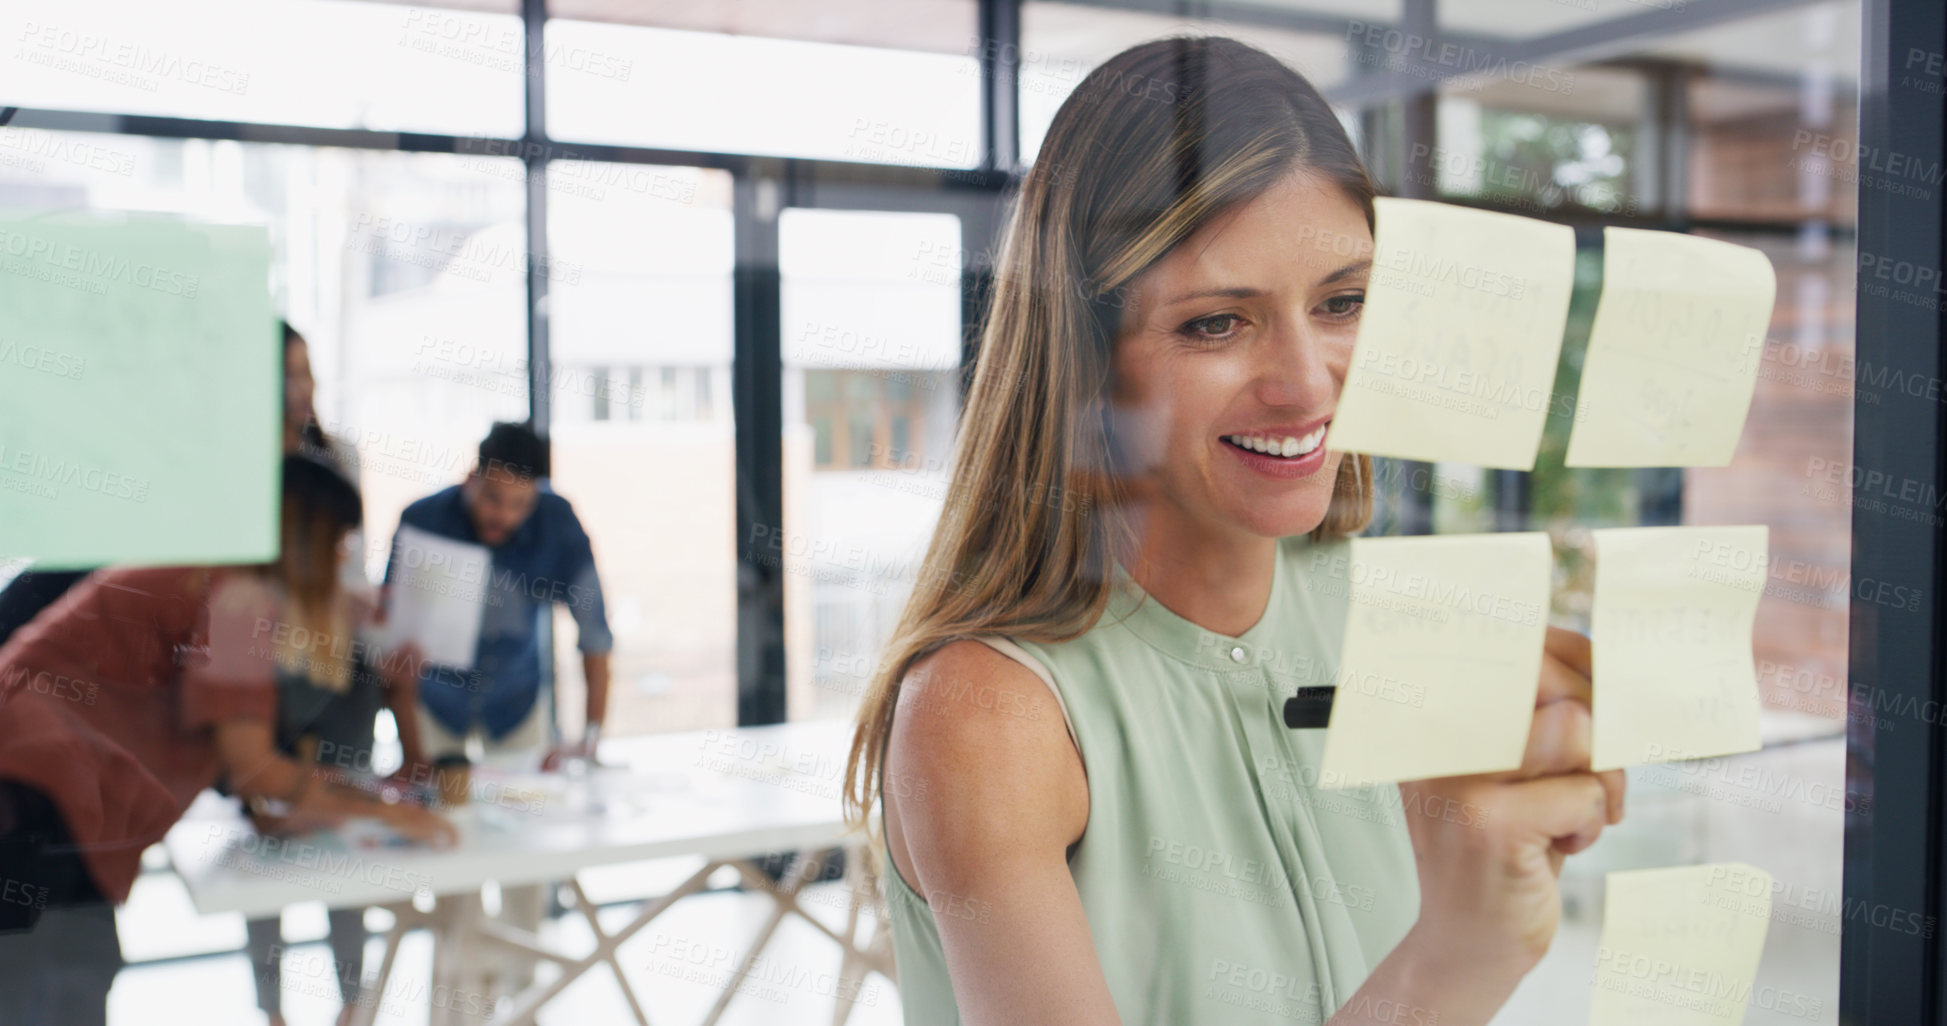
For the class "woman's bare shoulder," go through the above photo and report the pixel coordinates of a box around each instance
[886,639,1087,889]
[892,638,1078,777]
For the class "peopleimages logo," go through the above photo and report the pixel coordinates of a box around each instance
[0,226,200,297]
[1345,21,1575,94]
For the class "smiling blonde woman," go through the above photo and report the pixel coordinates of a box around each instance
[843,36,1624,1026]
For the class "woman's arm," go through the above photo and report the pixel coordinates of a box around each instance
[213,719,456,846]
[886,640,1118,1025]
[374,642,429,772]
[894,630,1620,1026]
[1327,627,1624,1026]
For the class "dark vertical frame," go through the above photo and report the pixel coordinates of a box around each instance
[523,0,552,439]
[520,0,558,737]
[1843,0,1947,1021]
[979,0,1022,175]
[733,166,789,727]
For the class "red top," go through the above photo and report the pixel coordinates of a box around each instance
[0,566,279,903]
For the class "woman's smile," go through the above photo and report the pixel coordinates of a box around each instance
[1219,418,1334,479]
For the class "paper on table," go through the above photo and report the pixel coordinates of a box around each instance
[1318,532,1553,788]
[1590,863,1773,1026]
[383,524,489,669]
[1325,197,1577,471]
[1590,525,1766,770]
[0,215,277,567]
[1567,228,1777,467]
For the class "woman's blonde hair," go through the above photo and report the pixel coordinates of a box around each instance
[267,454,362,692]
[843,37,1377,831]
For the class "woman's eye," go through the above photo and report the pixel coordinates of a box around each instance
[1181,314,1243,339]
[1320,292,1365,318]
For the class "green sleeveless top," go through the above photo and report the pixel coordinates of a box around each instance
[881,533,1421,1024]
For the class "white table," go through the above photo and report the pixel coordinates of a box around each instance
[164,721,895,1026]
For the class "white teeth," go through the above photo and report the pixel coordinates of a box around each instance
[1225,427,1328,459]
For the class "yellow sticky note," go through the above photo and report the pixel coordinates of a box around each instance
[1590,863,1773,1026]
[1567,228,1776,467]
[1318,532,1552,788]
[1326,197,1576,470]
[1590,525,1766,770]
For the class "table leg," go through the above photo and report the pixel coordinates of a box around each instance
[829,844,896,1026]
[494,858,722,1026]
[349,901,421,1026]
[698,850,835,1026]
[566,879,654,1026]
[431,893,485,1026]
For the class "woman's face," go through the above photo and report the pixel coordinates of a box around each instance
[1109,169,1371,541]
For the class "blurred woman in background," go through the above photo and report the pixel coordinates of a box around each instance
[244,322,422,1026]
[0,454,455,1026]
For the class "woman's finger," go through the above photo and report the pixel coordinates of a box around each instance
[1516,698,1593,780]
[1544,626,1591,678]
[1537,647,1593,707]
[1502,773,1609,849]
[1598,767,1626,825]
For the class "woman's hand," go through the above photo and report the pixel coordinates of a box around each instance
[380,801,459,849]
[1344,628,1623,1025]
[247,802,347,838]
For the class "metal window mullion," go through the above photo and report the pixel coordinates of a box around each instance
[1844,1,1947,1023]
[978,0,1021,174]
[733,166,787,727]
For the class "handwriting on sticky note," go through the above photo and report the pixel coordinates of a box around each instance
[1590,863,1773,1026]
[0,216,277,567]
[1318,532,1552,788]
[1325,197,1576,470]
[1567,228,1777,467]
[1589,525,1766,770]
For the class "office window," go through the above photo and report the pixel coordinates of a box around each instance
[1435,66,1646,218]
[546,163,738,737]
[546,20,981,168]
[780,209,962,721]
[1,0,523,136]
[0,134,529,575]
[1019,3,1354,163]
[803,369,954,470]
[546,0,975,54]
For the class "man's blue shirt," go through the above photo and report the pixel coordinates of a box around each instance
[387,484,612,740]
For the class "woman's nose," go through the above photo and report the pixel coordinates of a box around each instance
[1255,318,1341,407]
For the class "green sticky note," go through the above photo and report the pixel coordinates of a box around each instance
[0,214,278,568]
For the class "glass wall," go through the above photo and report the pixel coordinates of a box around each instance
[779,208,963,722]
[1422,4,1861,1022]
[546,164,739,737]
[0,0,1883,1022]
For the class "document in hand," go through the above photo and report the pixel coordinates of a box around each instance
[1325,197,1577,470]
[1589,525,1767,770]
[1589,863,1774,1026]
[383,523,490,669]
[1318,532,1553,788]
[1567,228,1777,467]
